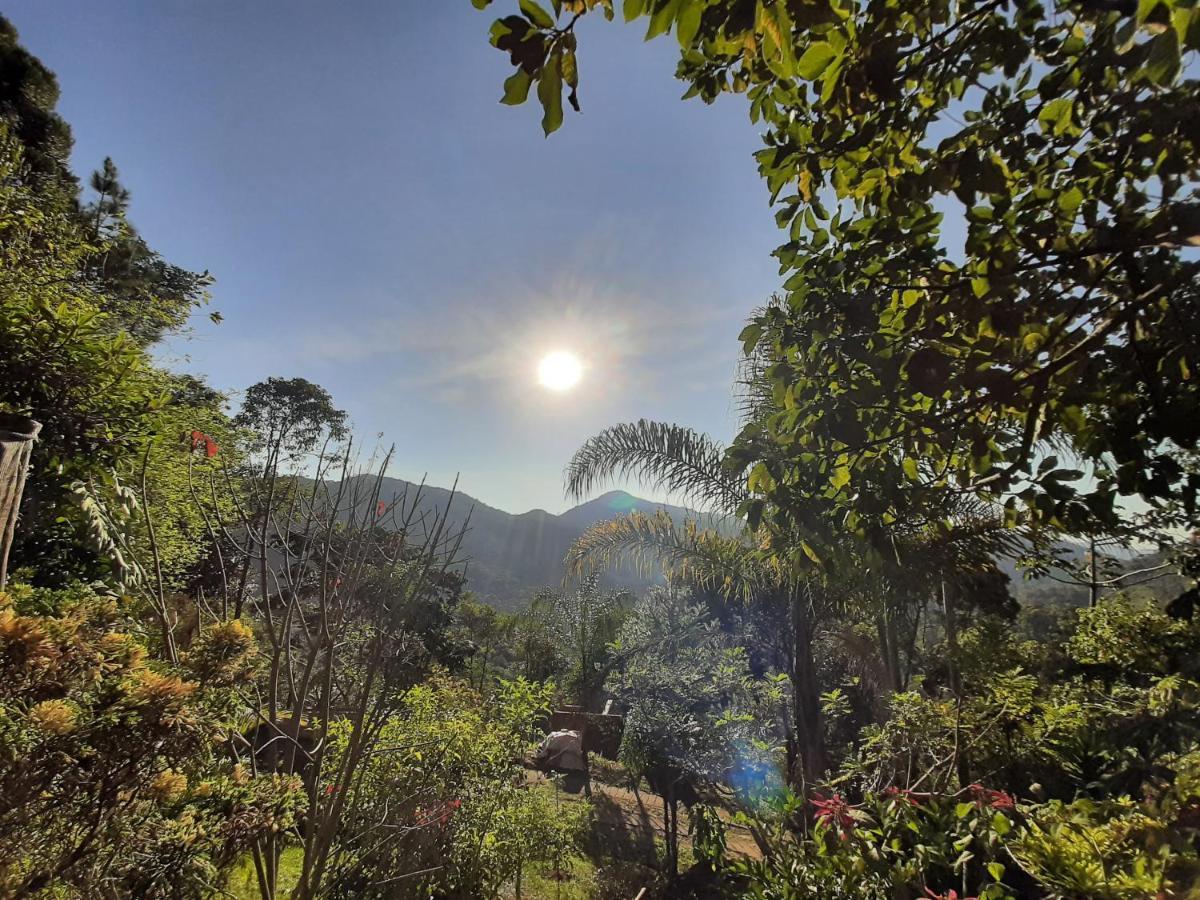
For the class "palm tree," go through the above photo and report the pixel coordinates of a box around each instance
[535,573,629,708]
[561,416,1030,788]
[562,419,833,787]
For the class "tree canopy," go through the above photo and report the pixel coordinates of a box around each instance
[474,0,1200,564]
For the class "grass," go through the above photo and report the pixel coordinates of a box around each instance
[223,846,304,900]
[507,854,598,900]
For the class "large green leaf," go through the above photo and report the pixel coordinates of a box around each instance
[796,41,836,80]
[537,52,564,135]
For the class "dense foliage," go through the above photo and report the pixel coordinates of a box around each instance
[0,582,303,897]
[467,0,1200,895]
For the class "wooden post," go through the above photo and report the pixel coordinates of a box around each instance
[0,415,41,589]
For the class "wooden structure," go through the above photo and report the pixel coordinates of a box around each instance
[0,415,40,588]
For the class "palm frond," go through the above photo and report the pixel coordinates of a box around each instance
[735,296,787,428]
[564,420,746,514]
[893,496,1027,578]
[564,511,776,602]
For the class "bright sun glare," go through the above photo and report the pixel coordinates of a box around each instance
[537,351,583,392]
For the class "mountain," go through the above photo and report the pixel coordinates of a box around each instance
[360,478,699,610]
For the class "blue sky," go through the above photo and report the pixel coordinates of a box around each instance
[7,1,783,513]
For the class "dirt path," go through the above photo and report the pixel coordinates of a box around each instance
[526,771,762,862]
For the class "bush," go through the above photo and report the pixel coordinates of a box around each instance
[737,787,1020,899]
[321,673,578,898]
[0,583,303,897]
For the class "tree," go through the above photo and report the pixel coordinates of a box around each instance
[0,15,76,196]
[607,586,784,875]
[0,123,166,584]
[535,573,629,707]
[456,598,514,689]
[235,377,349,465]
[0,18,221,583]
[472,0,1200,559]
[81,156,215,346]
[563,419,835,785]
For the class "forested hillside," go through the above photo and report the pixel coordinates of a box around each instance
[358,480,695,607]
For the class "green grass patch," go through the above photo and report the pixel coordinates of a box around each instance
[509,853,597,900]
[222,845,304,900]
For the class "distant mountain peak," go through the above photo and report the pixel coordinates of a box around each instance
[360,474,683,609]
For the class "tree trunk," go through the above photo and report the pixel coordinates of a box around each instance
[664,785,678,877]
[941,581,970,787]
[1088,534,1100,608]
[940,581,962,700]
[0,416,41,589]
[790,587,826,790]
[876,608,904,693]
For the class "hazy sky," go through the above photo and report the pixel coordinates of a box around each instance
[7,1,783,513]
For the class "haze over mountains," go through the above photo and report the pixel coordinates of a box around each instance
[359,477,1187,612]
[369,478,697,609]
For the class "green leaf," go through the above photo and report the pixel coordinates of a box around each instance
[623,0,646,21]
[537,54,564,135]
[1144,28,1182,85]
[561,49,578,88]
[796,42,837,80]
[646,0,680,39]
[501,69,532,105]
[739,322,764,354]
[903,457,920,481]
[955,802,974,818]
[676,2,702,47]
[1037,97,1073,136]
[519,0,555,29]
[471,0,492,8]
[1057,186,1084,218]
[987,861,1005,881]
[830,465,851,490]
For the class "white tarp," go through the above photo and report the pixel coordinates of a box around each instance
[534,729,586,772]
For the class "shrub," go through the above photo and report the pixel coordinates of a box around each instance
[320,673,567,898]
[737,788,1020,899]
[0,583,304,897]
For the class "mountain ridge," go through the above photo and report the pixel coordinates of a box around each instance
[360,478,694,610]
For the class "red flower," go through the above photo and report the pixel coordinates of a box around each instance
[414,798,460,828]
[883,786,918,806]
[376,500,387,517]
[968,783,1015,811]
[187,430,218,458]
[811,791,856,835]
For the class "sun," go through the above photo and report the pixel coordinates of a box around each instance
[537,350,583,392]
